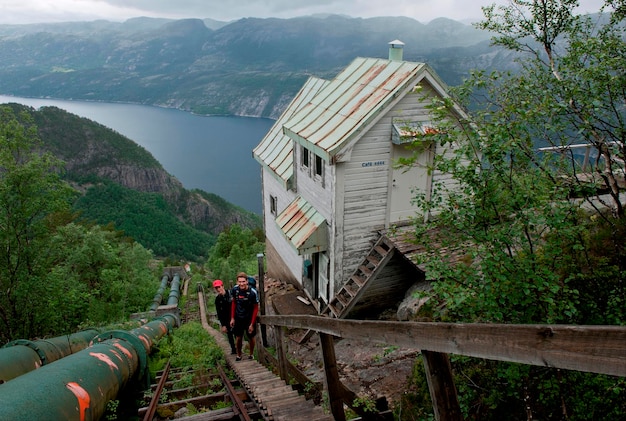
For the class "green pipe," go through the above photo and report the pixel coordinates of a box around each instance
[0,339,138,420]
[0,313,177,420]
[150,274,170,311]
[0,329,99,383]
[93,313,178,385]
[166,273,181,305]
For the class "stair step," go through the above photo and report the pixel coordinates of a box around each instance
[351,275,365,286]
[336,293,349,306]
[366,255,381,266]
[332,297,345,310]
[359,265,372,276]
[375,245,390,256]
[344,282,358,296]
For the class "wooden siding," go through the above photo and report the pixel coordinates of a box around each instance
[338,83,442,285]
[262,168,302,285]
[339,121,392,283]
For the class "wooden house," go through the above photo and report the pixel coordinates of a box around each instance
[253,41,466,319]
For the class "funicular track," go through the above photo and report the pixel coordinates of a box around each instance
[139,362,262,420]
[142,280,331,421]
[140,280,262,420]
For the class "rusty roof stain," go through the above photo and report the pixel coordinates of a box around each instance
[276,196,327,255]
[283,57,427,160]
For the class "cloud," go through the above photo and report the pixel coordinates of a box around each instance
[0,0,610,25]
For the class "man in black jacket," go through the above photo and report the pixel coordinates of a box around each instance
[213,279,236,355]
[230,272,259,361]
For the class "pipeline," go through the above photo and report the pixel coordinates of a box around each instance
[149,274,170,311]
[0,328,100,384]
[167,272,181,306]
[0,313,178,421]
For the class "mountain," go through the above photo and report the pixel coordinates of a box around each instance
[5,103,261,261]
[0,15,497,119]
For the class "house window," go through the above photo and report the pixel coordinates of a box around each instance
[270,195,277,216]
[302,146,310,168]
[314,154,323,178]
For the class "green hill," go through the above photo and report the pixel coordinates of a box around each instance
[7,102,261,261]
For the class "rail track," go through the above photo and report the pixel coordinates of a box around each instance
[140,279,331,421]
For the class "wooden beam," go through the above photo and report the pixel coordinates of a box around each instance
[274,325,289,381]
[422,351,462,421]
[319,333,346,421]
[260,315,626,377]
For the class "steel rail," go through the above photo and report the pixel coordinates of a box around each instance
[143,360,171,421]
[219,364,253,421]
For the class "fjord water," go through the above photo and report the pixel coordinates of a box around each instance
[0,95,274,214]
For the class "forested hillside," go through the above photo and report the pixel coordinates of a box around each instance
[5,103,261,261]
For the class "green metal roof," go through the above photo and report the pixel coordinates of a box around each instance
[253,77,329,188]
[282,57,427,160]
[275,196,327,255]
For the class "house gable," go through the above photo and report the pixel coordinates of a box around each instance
[282,57,427,161]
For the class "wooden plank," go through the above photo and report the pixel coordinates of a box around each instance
[260,315,626,377]
[259,345,324,394]
[255,385,295,398]
[422,351,462,421]
[320,333,346,421]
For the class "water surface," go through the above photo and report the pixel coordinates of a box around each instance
[0,95,274,214]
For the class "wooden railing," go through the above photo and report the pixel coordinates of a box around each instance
[260,315,626,421]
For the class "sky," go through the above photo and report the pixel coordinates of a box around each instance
[0,0,608,26]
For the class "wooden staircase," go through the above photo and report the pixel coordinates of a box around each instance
[321,236,395,319]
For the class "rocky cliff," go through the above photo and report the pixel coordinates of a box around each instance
[15,103,261,238]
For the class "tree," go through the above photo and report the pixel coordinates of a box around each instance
[407,0,626,324]
[206,224,264,283]
[401,1,626,418]
[477,0,626,218]
[0,106,77,342]
[0,106,157,342]
[43,223,157,330]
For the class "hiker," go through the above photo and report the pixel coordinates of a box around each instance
[213,279,236,355]
[248,275,259,302]
[230,272,259,361]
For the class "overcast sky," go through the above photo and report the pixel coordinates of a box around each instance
[0,0,608,25]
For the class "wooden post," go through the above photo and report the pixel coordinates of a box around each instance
[422,350,462,421]
[256,253,268,347]
[274,326,289,381]
[320,333,346,421]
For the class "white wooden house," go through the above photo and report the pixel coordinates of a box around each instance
[253,41,465,318]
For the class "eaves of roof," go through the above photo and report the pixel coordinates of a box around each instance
[276,196,327,255]
[253,77,329,188]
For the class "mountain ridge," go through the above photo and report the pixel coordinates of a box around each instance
[0,14,496,119]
